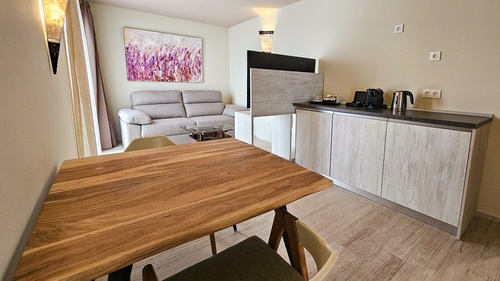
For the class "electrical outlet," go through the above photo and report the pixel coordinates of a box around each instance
[422,89,442,99]
[429,51,441,61]
[394,24,404,33]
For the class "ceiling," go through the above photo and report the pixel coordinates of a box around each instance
[90,0,302,28]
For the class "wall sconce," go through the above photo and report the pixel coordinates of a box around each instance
[259,30,274,53]
[41,0,69,74]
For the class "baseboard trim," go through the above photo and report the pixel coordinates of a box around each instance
[334,180,458,237]
[476,211,500,224]
[4,166,57,281]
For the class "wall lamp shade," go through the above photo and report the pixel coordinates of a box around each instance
[259,30,274,53]
[42,0,69,74]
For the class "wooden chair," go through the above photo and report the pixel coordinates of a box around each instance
[296,220,338,281]
[142,211,339,281]
[124,136,176,152]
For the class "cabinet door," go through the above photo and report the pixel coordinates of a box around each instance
[381,122,471,226]
[330,114,387,196]
[295,109,332,176]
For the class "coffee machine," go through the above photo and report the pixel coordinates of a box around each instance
[365,88,385,109]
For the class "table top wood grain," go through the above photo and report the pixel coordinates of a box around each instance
[13,138,332,280]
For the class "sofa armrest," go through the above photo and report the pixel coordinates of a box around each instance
[118,108,152,125]
[223,104,248,117]
[119,119,141,148]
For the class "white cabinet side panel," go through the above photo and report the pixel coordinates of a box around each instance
[235,111,252,144]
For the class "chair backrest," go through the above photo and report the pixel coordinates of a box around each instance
[296,220,339,281]
[124,136,176,152]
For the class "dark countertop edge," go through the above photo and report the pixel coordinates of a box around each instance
[293,102,492,129]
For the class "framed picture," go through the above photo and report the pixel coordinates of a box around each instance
[123,27,203,82]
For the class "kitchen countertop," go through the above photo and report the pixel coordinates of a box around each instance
[293,102,492,129]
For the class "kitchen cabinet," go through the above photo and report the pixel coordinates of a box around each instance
[293,104,491,238]
[271,114,294,160]
[235,111,252,144]
[381,121,471,226]
[236,111,295,160]
[295,109,332,176]
[330,113,387,196]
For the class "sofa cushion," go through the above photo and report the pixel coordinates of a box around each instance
[182,90,224,118]
[131,90,186,119]
[131,90,183,105]
[184,103,225,118]
[189,115,235,127]
[182,90,223,103]
[117,108,152,125]
[222,104,248,117]
[133,104,187,119]
[141,118,196,137]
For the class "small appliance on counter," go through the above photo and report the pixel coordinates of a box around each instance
[391,91,414,112]
[365,88,386,109]
[346,91,367,107]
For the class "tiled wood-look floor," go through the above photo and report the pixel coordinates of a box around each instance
[97,186,500,281]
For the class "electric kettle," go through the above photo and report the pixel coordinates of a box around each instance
[391,91,414,112]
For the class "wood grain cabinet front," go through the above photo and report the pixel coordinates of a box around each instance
[295,109,333,176]
[381,121,471,226]
[294,107,490,238]
[330,113,387,196]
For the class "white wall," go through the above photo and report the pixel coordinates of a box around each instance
[229,0,500,219]
[0,0,77,279]
[2,3,496,279]
[90,4,230,140]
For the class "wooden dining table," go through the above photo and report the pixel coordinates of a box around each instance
[13,138,332,281]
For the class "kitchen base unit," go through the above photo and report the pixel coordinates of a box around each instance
[382,122,469,229]
[334,179,459,235]
[330,113,387,197]
[381,120,491,238]
[293,103,492,239]
[295,109,333,176]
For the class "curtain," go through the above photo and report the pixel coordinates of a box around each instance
[65,0,98,157]
[80,0,117,150]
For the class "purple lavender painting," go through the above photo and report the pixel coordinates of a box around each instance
[123,28,203,82]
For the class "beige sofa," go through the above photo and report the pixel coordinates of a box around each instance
[118,90,246,147]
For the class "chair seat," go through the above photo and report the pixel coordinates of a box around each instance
[163,236,303,281]
[124,136,176,152]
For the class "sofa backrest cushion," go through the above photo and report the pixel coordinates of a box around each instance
[182,90,224,118]
[131,90,186,119]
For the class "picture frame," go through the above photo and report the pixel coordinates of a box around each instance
[123,27,203,82]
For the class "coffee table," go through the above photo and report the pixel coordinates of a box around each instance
[181,124,234,142]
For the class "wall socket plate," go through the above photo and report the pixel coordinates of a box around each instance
[429,51,442,61]
[394,24,404,33]
[422,89,442,99]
